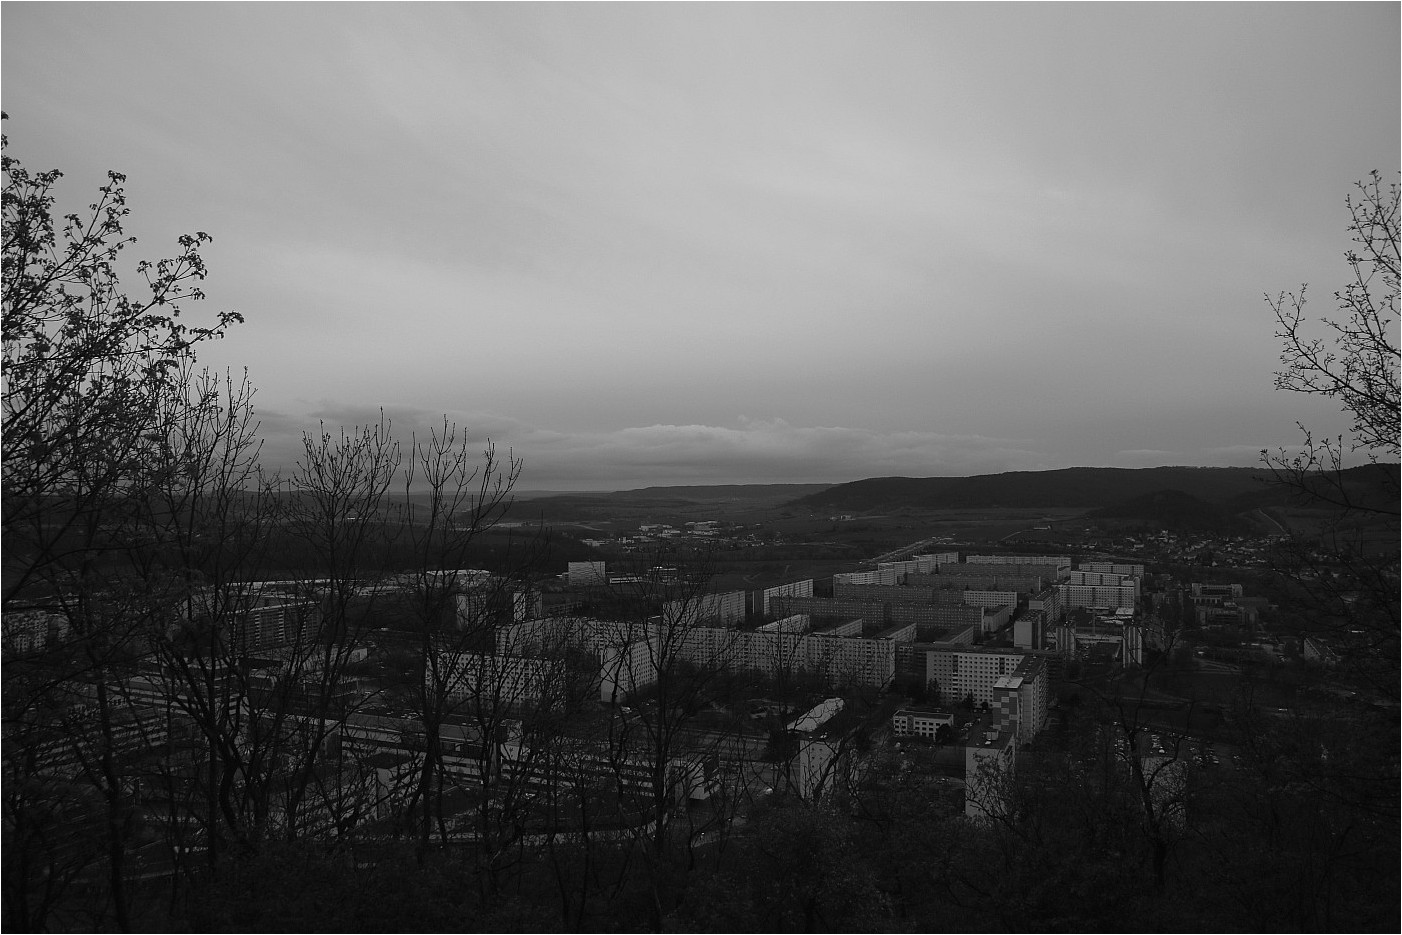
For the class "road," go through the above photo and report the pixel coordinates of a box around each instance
[870,537,943,564]
[1193,656,1241,675]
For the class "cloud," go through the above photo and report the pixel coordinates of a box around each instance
[249,409,1047,489]
[507,418,1048,488]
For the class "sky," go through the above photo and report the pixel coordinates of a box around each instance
[4,3,1397,490]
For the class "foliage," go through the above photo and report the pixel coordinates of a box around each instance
[2,115,243,603]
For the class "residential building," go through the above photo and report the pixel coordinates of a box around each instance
[965,554,1071,571]
[1027,586,1062,623]
[905,571,1046,593]
[434,652,566,712]
[1013,612,1045,651]
[665,590,747,628]
[1080,561,1146,577]
[2,608,69,654]
[671,626,898,689]
[759,579,814,615]
[963,715,1017,821]
[891,707,955,740]
[1060,582,1137,611]
[567,561,607,587]
[989,658,1050,744]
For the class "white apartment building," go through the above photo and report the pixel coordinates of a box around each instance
[1028,586,1062,623]
[758,614,812,634]
[961,589,1019,610]
[567,561,607,587]
[1080,561,1146,577]
[813,618,864,638]
[965,726,1017,821]
[434,652,564,711]
[990,662,1051,744]
[673,626,897,689]
[966,554,1071,570]
[761,579,814,615]
[1066,570,1141,597]
[1060,582,1137,611]
[919,648,1050,716]
[1012,612,1045,651]
[665,590,747,628]
[931,650,1019,705]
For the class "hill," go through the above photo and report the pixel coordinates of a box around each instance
[789,467,1283,512]
[1088,488,1251,534]
[788,465,1399,514]
[508,483,834,524]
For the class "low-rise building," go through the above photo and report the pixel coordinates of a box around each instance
[891,707,955,740]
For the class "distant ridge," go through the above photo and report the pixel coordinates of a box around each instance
[786,465,1397,512]
[510,483,836,521]
[611,483,834,501]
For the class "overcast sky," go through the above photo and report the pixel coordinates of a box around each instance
[5,3,1397,490]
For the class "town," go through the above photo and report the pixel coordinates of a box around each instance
[7,494,1393,929]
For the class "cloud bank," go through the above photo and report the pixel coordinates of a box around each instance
[251,404,1050,489]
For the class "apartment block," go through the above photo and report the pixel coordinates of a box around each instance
[1191,582,1245,604]
[905,572,1045,593]
[435,652,565,711]
[902,604,987,637]
[768,596,993,639]
[831,583,943,603]
[1027,586,1062,622]
[598,637,663,702]
[1080,561,1146,577]
[1054,614,1146,666]
[923,560,1064,581]
[1012,612,1045,651]
[1060,582,1137,611]
[760,579,814,615]
[1,609,69,654]
[961,590,1019,610]
[989,657,1050,744]
[813,618,865,638]
[567,561,607,587]
[875,621,917,643]
[757,613,811,634]
[910,647,1050,720]
[964,719,1017,821]
[1066,570,1141,597]
[672,626,897,689]
[665,589,748,628]
[965,554,1071,571]
[772,596,887,622]
[456,579,538,631]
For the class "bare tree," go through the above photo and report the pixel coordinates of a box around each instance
[1267,171,1399,461]
[3,120,243,930]
[1263,171,1400,692]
